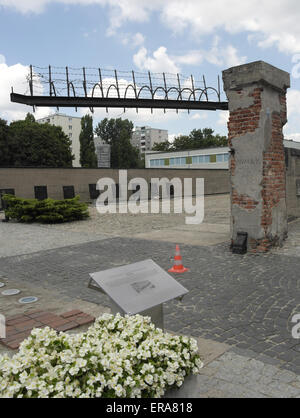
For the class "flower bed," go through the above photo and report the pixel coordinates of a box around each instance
[0,313,203,398]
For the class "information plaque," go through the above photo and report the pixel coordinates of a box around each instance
[89,259,188,329]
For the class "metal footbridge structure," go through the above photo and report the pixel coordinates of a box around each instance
[10,65,228,113]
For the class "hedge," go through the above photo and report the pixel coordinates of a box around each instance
[2,194,89,224]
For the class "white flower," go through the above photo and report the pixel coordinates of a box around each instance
[0,313,202,399]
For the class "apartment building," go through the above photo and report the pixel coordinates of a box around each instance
[131,126,168,154]
[37,113,82,167]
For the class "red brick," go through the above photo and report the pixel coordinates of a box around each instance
[74,315,95,326]
[55,321,80,332]
[25,310,47,319]
[38,313,62,325]
[14,319,42,332]
[6,315,28,326]
[46,318,73,328]
[60,310,83,319]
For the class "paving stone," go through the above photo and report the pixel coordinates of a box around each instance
[61,310,83,318]
[55,321,80,332]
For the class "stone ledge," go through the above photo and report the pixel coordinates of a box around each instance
[223,61,290,93]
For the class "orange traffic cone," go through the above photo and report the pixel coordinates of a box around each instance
[168,245,189,274]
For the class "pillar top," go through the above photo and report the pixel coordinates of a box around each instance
[222,60,290,92]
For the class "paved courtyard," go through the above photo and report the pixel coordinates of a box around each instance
[1,194,300,398]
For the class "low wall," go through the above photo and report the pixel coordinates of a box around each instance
[286,148,300,219]
[0,167,230,203]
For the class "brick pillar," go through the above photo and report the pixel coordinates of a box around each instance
[222,61,290,252]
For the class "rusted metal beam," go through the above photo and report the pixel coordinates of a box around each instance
[10,93,229,111]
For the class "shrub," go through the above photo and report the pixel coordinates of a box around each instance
[0,314,203,398]
[2,194,89,224]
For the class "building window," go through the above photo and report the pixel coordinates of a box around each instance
[63,186,75,200]
[216,154,224,163]
[210,155,217,163]
[69,133,72,138]
[69,117,72,122]
[89,184,100,200]
[69,125,72,130]
[34,186,48,201]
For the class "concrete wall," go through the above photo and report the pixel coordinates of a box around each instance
[0,167,230,203]
[223,61,290,252]
[286,148,300,219]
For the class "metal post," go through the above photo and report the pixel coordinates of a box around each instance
[163,72,168,113]
[83,67,87,97]
[191,75,196,101]
[148,71,153,113]
[203,75,209,101]
[66,66,70,97]
[29,65,33,96]
[114,70,120,99]
[132,71,138,113]
[49,65,52,97]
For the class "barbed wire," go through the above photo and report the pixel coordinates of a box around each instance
[27,65,223,103]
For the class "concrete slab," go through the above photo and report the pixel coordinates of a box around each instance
[196,337,230,366]
[131,228,230,246]
[175,222,230,234]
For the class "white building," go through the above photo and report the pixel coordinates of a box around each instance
[145,139,300,169]
[145,147,230,169]
[37,113,82,167]
[94,137,111,168]
[131,126,168,154]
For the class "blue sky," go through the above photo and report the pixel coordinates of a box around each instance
[1,0,300,141]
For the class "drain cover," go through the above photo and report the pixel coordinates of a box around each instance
[1,289,21,296]
[0,282,5,288]
[19,296,38,304]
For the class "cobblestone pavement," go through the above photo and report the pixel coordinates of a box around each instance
[0,195,230,258]
[194,351,300,398]
[0,237,299,377]
[273,218,300,258]
[1,194,300,397]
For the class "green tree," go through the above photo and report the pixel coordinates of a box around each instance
[2,116,74,167]
[79,114,97,168]
[152,140,172,152]
[172,129,228,151]
[0,118,11,166]
[25,112,35,123]
[171,135,193,151]
[94,118,139,169]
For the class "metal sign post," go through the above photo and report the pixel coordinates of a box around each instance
[88,259,188,330]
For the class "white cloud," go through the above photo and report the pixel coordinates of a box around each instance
[133,38,246,77]
[191,112,208,120]
[204,36,247,68]
[133,47,180,73]
[217,110,229,127]
[0,55,51,121]
[121,32,145,47]
[132,32,145,47]
[284,132,300,142]
[3,1,300,54]
[286,89,300,117]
